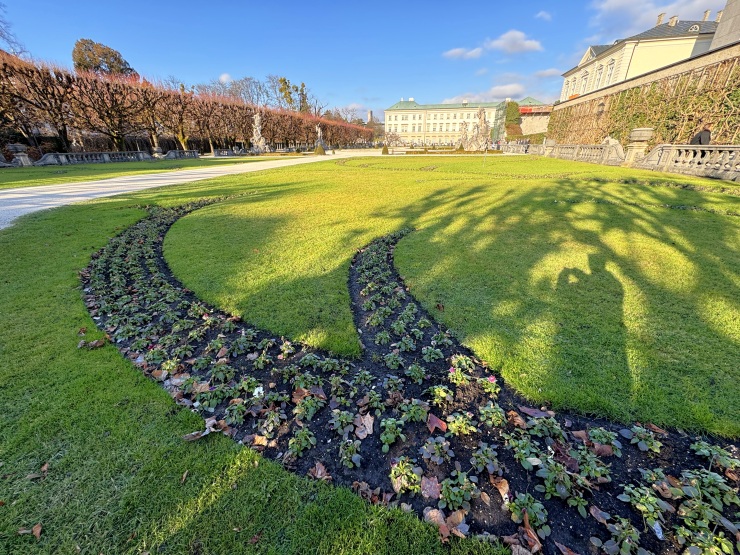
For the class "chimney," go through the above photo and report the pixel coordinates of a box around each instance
[702,10,710,22]
[400,97,404,101]
[409,97,415,102]
[656,12,665,25]
[668,15,678,27]
[716,10,723,23]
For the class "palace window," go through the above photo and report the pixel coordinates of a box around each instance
[595,65,603,88]
[581,71,589,94]
[605,60,615,84]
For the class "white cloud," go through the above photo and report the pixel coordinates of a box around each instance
[535,10,552,21]
[485,30,543,53]
[475,68,489,76]
[535,68,562,78]
[589,0,725,39]
[219,73,232,84]
[443,83,526,104]
[443,47,484,59]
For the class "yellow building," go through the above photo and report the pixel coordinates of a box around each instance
[384,97,505,146]
[560,12,721,102]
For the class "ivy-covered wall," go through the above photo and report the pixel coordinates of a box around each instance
[549,54,740,146]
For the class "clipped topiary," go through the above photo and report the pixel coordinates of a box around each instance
[381,145,389,155]
[314,144,326,155]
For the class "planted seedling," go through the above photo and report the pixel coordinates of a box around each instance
[503,431,543,471]
[400,398,429,423]
[690,441,740,472]
[589,427,623,457]
[478,376,501,398]
[380,418,406,453]
[257,407,288,438]
[426,385,454,408]
[339,439,362,468]
[224,401,248,425]
[353,368,374,388]
[617,484,673,538]
[510,492,551,538]
[479,401,507,428]
[288,428,316,457]
[404,363,426,385]
[439,469,479,511]
[374,331,391,345]
[329,409,355,437]
[396,335,416,352]
[420,436,455,465]
[619,426,662,454]
[293,396,326,422]
[384,352,404,370]
[432,332,454,348]
[421,346,444,363]
[389,456,422,495]
[446,412,478,437]
[470,442,502,475]
[590,517,647,555]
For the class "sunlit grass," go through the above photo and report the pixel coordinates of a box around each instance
[167,157,740,435]
[0,179,506,554]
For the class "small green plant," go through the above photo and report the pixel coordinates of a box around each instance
[478,375,501,398]
[419,436,455,465]
[509,492,551,538]
[293,396,326,421]
[449,353,474,370]
[439,470,479,511]
[432,332,454,348]
[224,401,248,425]
[417,317,432,328]
[573,445,611,483]
[374,330,391,345]
[535,459,589,517]
[258,407,288,438]
[329,409,354,437]
[446,412,478,437]
[590,517,645,555]
[380,418,406,453]
[421,346,444,362]
[470,442,502,475]
[447,366,471,387]
[384,351,404,370]
[619,426,662,453]
[617,484,672,536]
[589,427,623,457]
[396,335,416,352]
[691,441,740,471]
[353,368,374,388]
[527,417,566,444]
[390,318,407,336]
[339,439,362,468]
[363,389,385,415]
[299,353,321,368]
[399,398,428,423]
[288,428,316,457]
[410,327,424,340]
[389,457,422,494]
[383,374,404,393]
[210,363,236,384]
[404,363,426,384]
[503,431,543,471]
[479,401,506,428]
[253,352,273,370]
[426,384,453,407]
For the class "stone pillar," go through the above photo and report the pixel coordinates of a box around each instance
[624,128,654,166]
[6,143,34,167]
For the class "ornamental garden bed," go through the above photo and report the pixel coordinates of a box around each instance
[81,202,740,555]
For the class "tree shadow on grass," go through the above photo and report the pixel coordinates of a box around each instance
[384,176,739,435]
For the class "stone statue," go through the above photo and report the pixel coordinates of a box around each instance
[250,111,269,154]
[315,123,328,150]
[457,107,491,151]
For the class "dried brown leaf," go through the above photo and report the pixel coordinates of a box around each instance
[307,462,332,482]
[554,541,581,555]
[180,470,188,484]
[490,476,510,504]
[421,476,441,500]
[309,385,327,400]
[646,423,668,436]
[182,429,210,442]
[480,491,491,506]
[292,387,310,404]
[589,505,610,524]
[591,443,614,457]
[518,405,555,418]
[427,413,447,434]
[572,430,589,442]
[423,507,450,542]
[507,410,527,429]
[522,512,543,553]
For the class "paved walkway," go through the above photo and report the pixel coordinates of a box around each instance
[0,150,379,230]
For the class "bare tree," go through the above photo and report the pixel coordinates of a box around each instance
[0,3,26,56]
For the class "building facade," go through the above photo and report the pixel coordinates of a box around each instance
[384,98,505,146]
[560,12,722,102]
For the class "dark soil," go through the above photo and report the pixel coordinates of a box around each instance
[81,203,740,555]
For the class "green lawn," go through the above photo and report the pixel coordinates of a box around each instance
[1,156,738,553]
[166,157,740,436]
[0,157,261,189]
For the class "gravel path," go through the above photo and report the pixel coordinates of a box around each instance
[0,150,379,230]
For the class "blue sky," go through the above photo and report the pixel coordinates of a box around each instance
[4,0,727,119]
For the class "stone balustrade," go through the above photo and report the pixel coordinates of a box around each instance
[163,150,199,160]
[637,144,740,181]
[35,151,154,166]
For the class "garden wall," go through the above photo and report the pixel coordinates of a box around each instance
[548,41,740,147]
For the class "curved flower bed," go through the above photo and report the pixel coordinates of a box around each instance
[80,202,740,554]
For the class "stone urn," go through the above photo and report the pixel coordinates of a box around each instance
[629,128,654,142]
